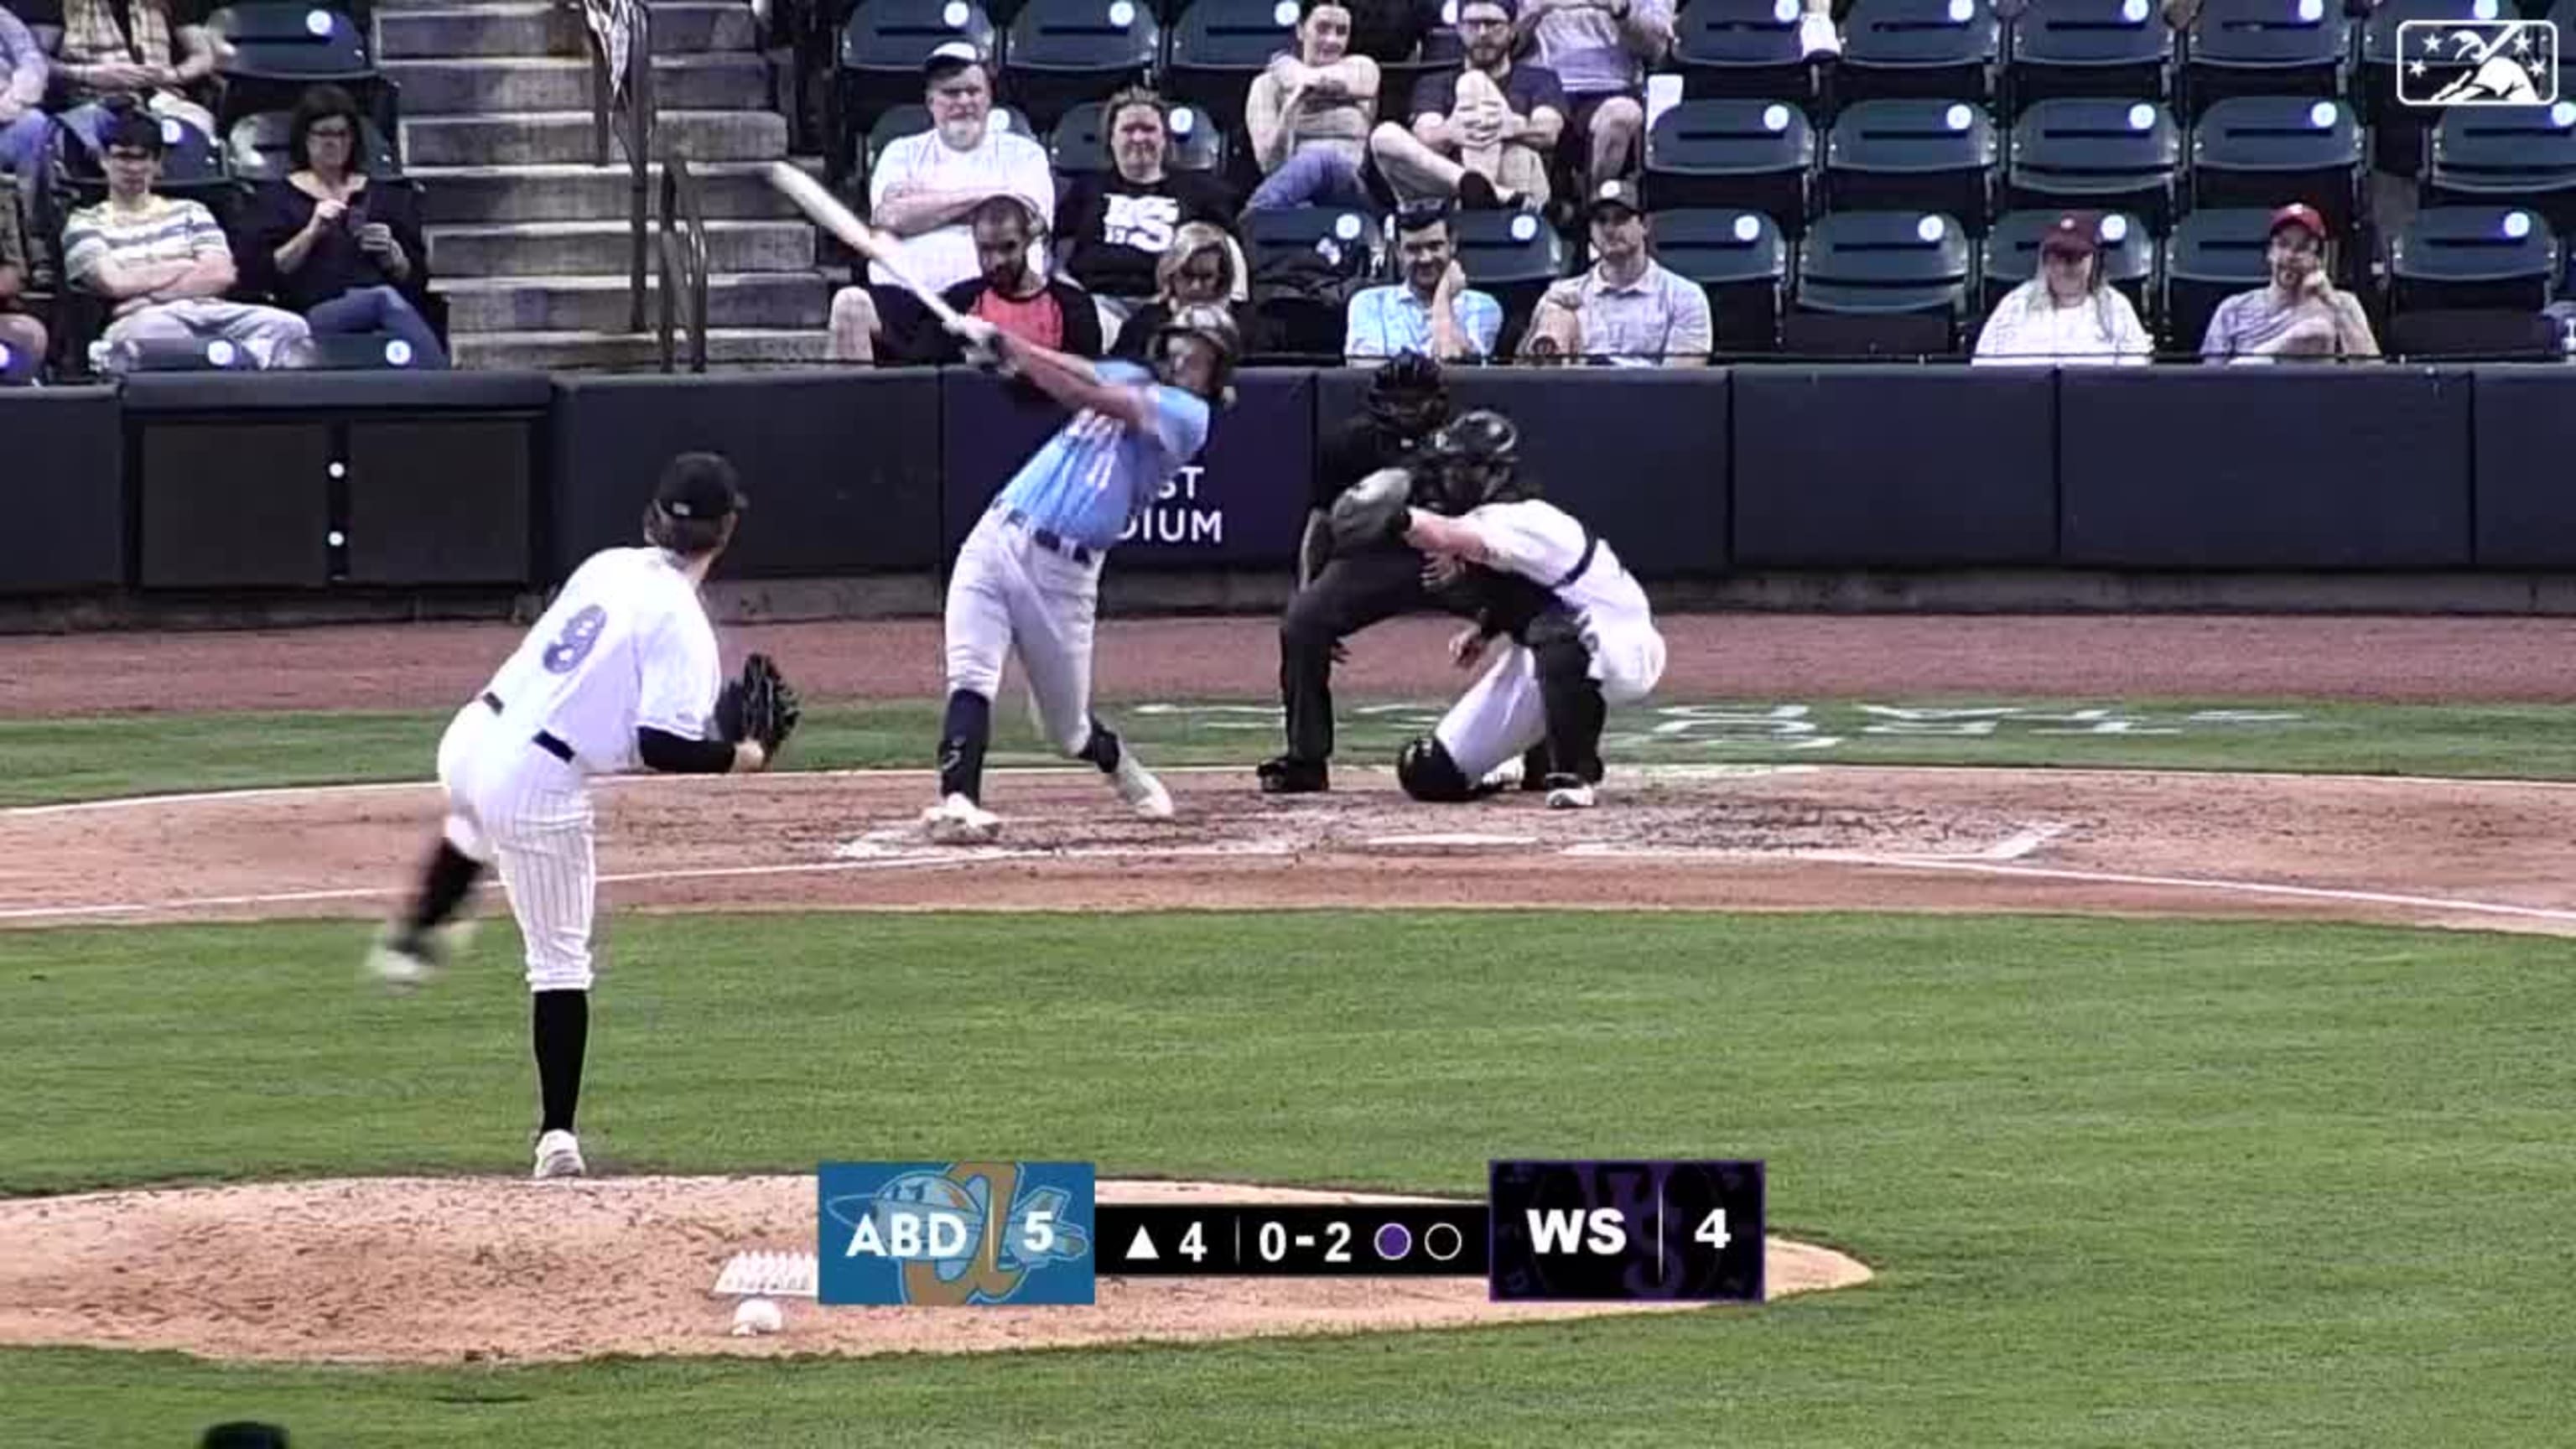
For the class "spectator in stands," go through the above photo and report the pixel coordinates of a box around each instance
[0,3,53,221]
[1368,0,1566,210]
[54,0,218,149]
[1515,179,1707,365]
[1514,0,1671,195]
[914,196,1102,361]
[1244,0,1382,213]
[1971,212,2152,366]
[828,42,1053,364]
[2200,203,2380,364]
[1345,200,1499,361]
[1054,87,1233,319]
[242,86,446,367]
[65,105,308,370]
[0,163,44,374]
[1109,219,1241,359]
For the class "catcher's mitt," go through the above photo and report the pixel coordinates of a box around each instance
[1327,467,1417,553]
[714,652,802,756]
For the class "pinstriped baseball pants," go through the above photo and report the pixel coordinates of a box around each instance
[434,703,600,993]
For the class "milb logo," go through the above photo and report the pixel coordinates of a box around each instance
[2397,18,2561,106]
[817,1161,1096,1306]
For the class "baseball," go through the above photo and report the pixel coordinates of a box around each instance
[730,1297,784,1337]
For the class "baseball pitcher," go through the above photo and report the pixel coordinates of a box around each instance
[921,303,1239,844]
[367,452,802,1180]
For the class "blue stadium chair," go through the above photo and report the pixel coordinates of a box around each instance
[224,109,401,184]
[2388,204,2556,310]
[298,331,443,369]
[1670,0,1821,108]
[2424,101,2576,237]
[60,112,230,210]
[2358,0,2521,176]
[2187,96,2361,237]
[1822,98,1997,235]
[1789,209,1972,356]
[1643,98,1815,234]
[1244,204,1383,282]
[832,0,999,180]
[2179,0,2350,122]
[203,3,383,131]
[1980,205,2153,313]
[1047,97,1227,174]
[1379,24,1467,117]
[1164,0,1301,146]
[2160,204,2274,351]
[1647,206,1788,350]
[2005,97,2179,233]
[2004,0,2175,117]
[1443,207,1569,344]
[1003,0,1163,132]
[1836,0,2003,107]
[863,101,1036,178]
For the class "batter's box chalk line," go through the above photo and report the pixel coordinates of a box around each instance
[712,1249,819,1300]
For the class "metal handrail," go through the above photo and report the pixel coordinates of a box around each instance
[583,0,657,335]
[658,148,713,374]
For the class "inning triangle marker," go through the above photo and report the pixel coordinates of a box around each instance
[1126,1225,1159,1261]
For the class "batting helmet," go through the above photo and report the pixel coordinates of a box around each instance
[1149,303,1242,408]
[1423,409,1525,513]
[1366,351,1450,441]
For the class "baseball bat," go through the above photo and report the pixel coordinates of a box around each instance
[763,161,971,334]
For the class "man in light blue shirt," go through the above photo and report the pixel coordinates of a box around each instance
[1346,203,1504,364]
[921,303,1236,843]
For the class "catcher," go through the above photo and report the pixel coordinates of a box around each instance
[366,451,801,1181]
[1329,409,1665,810]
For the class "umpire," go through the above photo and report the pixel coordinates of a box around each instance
[1259,353,1547,794]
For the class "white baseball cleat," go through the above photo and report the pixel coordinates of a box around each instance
[1113,756,1176,818]
[921,793,1001,844]
[1543,774,1597,810]
[532,1130,586,1181]
[365,927,441,990]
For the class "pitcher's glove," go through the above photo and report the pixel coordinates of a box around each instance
[714,652,802,756]
[1328,467,1417,553]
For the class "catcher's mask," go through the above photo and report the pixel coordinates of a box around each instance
[1425,409,1523,512]
[1150,302,1241,408]
[643,450,747,557]
[1366,351,1450,441]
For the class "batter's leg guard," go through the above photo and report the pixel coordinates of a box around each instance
[937,690,994,802]
[1396,735,1482,802]
[1076,714,1123,773]
[1529,614,1608,785]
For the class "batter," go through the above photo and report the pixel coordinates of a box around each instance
[922,303,1239,844]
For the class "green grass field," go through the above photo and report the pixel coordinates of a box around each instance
[8,696,2576,805]
[3,912,2572,1446]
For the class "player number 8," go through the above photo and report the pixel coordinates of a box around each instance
[542,605,608,675]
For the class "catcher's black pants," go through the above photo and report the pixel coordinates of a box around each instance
[1277,545,1475,765]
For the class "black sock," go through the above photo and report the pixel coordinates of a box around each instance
[1077,715,1123,773]
[532,990,589,1135]
[937,690,993,802]
[404,841,484,942]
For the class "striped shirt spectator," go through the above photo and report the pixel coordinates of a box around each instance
[1519,180,1710,365]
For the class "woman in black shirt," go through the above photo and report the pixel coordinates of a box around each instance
[242,86,446,366]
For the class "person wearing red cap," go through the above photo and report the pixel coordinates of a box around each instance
[1972,211,2152,366]
[2199,202,2379,364]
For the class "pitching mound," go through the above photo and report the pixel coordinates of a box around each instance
[0,1176,1871,1365]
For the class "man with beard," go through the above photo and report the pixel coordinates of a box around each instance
[1367,0,1567,210]
[1055,87,1235,317]
[828,43,1055,363]
[1345,201,1502,362]
[1517,179,1711,365]
[2199,203,2379,364]
[909,197,1104,361]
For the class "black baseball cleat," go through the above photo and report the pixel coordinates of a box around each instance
[1257,756,1330,794]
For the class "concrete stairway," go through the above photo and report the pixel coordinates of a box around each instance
[377,0,833,369]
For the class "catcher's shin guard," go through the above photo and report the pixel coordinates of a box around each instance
[1396,735,1481,802]
[1530,611,1607,785]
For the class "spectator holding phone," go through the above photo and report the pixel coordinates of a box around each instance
[242,85,445,366]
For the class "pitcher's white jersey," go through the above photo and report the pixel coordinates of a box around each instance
[480,547,726,772]
[1452,498,1662,700]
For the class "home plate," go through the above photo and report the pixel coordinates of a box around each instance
[1362,832,1539,852]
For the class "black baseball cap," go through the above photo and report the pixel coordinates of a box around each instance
[653,452,745,521]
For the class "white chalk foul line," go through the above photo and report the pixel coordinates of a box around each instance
[1836,854,2576,925]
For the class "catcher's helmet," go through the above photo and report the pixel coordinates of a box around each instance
[1424,409,1524,512]
[1395,735,1479,802]
[1149,302,1241,408]
[1366,351,1450,440]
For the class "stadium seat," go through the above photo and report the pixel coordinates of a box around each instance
[1380,25,1467,116]
[2004,0,2175,117]
[224,109,401,184]
[1670,0,1821,108]
[2357,0,2516,176]
[1163,0,1301,145]
[1822,98,1997,235]
[2424,101,2576,237]
[202,3,382,131]
[2187,96,2361,238]
[1002,0,1163,132]
[1443,207,1568,344]
[833,0,999,179]
[2179,0,2350,122]
[2161,204,2274,352]
[1646,206,1787,351]
[1981,206,2153,314]
[1836,0,2002,107]
[1047,98,1226,174]
[298,331,443,370]
[1789,210,1972,359]
[2005,97,2179,233]
[2387,204,2556,313]
[1642,98,1815,234]
[1244,205,1382,283]
[60,113,229,209]
[863,101,1034,178]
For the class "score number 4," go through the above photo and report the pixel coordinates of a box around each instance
[1695,1210,1731,1250]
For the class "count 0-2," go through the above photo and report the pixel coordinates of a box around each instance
[1259,1220,1352,1263]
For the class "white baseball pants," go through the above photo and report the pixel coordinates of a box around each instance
[1432,621,1667,782]
[434,701,599,993]
[944,509,1106,756]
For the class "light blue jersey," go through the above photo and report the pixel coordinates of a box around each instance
[991,362,1212,553]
